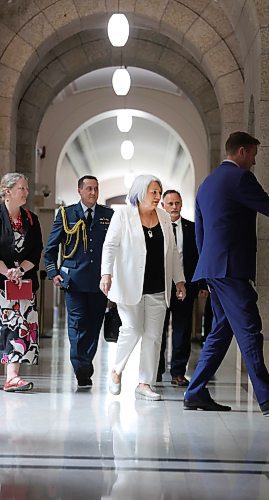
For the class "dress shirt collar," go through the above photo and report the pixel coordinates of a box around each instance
[171,216,181,226]
[224,159,240,168]
[80,201,96,218]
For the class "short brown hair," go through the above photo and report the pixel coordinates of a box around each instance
[78,175,98,189]
[225,131,260,155]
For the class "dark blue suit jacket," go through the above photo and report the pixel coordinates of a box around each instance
[181,217,206,291]
[44,202,113,292]
[192,161,269,282]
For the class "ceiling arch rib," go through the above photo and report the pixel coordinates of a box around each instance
[0,0,250,177]
[17,29,220,176]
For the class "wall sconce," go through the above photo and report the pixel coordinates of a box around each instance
[37,146,46,159]
[41,185,51,198]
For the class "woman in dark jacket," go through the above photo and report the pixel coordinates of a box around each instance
[0,173,43,391]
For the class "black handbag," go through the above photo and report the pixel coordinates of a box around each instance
[104,302,121,342]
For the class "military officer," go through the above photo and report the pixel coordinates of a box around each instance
[44,175,113,388]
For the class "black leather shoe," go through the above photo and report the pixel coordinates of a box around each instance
[171,376,189,387]
[76,367,92,389]
[77,378,92,389]
[183,397,231,411]
[156,373,162,382]
[260,400,269,416]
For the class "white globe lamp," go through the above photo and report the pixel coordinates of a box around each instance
[117,110,133,132]
[112,68,131,96]
[121,140,134,160]
[107,14,129,47]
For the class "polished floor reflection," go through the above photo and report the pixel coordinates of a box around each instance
[0,326,269,500]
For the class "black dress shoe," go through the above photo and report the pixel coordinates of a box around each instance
[171,376,189,387]
[76,367,92,389]
[77,378,92,389]
[183,397,231,412]
[260,400,269,416]
[156,373,162,382]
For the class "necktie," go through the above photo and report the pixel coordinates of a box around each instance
[86,207,92,227]
[172,223,177,244]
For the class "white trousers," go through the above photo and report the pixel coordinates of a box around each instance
[114,292,167,385]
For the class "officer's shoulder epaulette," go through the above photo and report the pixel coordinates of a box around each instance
[99,204,113,211]
[60,204,76,212]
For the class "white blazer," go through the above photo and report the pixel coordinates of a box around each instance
[101,205,185,306]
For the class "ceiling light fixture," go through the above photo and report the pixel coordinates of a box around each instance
[117,110,133,132]
[112,68,131,96]
[107,14,129,47]
[121,140,134,160]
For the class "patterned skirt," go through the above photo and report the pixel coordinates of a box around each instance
[0,290,39,365]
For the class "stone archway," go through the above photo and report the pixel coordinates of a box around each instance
[0,0,248,182]
[16,31,220,195]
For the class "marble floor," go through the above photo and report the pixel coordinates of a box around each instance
[0,324,269,500]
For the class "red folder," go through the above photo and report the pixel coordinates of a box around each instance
[5,280,33,300]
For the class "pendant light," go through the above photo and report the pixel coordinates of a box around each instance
[117,110,132,132]
[107,14,129,47]
[121,140,134,160]
[112,68,131,96]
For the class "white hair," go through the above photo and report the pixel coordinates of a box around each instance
[0,173,28,199]
[128,175,162,206]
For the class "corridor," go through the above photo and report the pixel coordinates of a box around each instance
[0,324,268,500]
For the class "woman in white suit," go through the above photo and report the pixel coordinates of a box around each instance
[100,175,186,400]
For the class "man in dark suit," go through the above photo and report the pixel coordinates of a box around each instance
[44,175,113,388]
[184,131,269,416]
[157,190,208,386]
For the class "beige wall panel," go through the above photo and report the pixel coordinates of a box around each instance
[202,2,233,38]
[0,22,15,57]
[184,18,220,59]
[0,97,13,118]
[202,41,238,84]
[161,0,197,38]
[0,1,39,33]
[74,0,106,17]
[44,0,79,30]
[1,36,34,72]
[135,0,169,19]
[19,13,55,49]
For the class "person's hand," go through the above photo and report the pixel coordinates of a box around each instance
[100,274,112,296]
[176,281,186,301]
[6,267,24,287]
[52,274,63,287]
[198,289,209,299]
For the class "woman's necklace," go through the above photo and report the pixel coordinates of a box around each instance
[141,212,154,238]
[9,213,23,233]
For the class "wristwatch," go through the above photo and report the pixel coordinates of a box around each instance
[19,266,25,275]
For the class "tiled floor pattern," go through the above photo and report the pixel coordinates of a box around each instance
[0,328,268,499]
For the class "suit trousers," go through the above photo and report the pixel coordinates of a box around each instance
[115,292,167,385]
[185,278,269,406]
[64,290,107,377]
[158,283,196,377]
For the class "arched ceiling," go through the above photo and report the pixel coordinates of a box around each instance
[16,27,221,175]
[0,0,257,179]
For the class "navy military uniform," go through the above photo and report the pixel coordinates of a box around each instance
[44,201,113,383]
